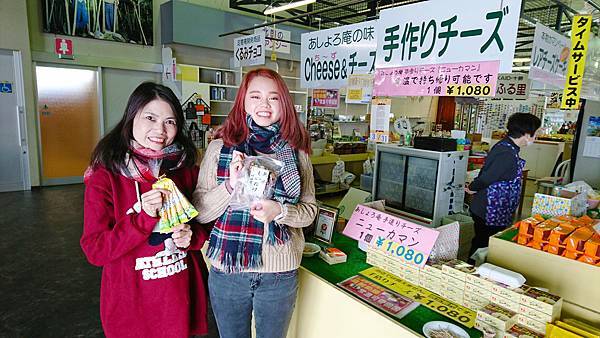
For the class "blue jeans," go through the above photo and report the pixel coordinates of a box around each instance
[104,3,114,31]
[208,267,298,338]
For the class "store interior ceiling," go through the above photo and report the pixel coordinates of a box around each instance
[230,0,600,68]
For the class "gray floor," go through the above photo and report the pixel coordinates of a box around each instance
[0,184,218,338]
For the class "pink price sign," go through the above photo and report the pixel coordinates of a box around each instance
[373,61,500,97]
[343,205,439,268]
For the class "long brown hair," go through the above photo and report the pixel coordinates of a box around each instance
[215,68,311,154]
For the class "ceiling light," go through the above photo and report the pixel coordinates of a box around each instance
[264,0,317,15]
[513,57,531,63]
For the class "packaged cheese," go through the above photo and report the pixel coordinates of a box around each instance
[503,324,545,338]
[517,314,548,334]
[442,260,476,281]
[519,287,562,319]
[565,227,594,253]
[476,303,518,331]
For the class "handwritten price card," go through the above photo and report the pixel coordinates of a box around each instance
[343,205,439,268]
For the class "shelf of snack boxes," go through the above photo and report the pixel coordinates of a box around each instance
[485,182,600,329]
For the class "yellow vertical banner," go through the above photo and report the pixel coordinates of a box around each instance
[561,15,592,110]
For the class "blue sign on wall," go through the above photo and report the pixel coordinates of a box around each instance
[0,82,13,94]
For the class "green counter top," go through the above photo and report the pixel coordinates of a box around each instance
[301,233,482,338]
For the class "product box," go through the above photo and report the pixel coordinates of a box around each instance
[419,279,442,294]
[488,228,600,324]
[421,263,444,279]
[519,287,562,318]
[475,320,503,338]
[402,271,420,284]
[466,273,496,291]
[490,293,520,313]
[516,314,548,334]
[440,290,464,304]
[503,324,545,338]
[531,193,587,218]
[319,248,347,265]
[442,260,476,281]
[464,292,490,309]
[476,303,518,331]
[490,282,530,301]
[465,282,492,299]
[557,319,600,338]
[441,274,466,290]
[518,304,556,323]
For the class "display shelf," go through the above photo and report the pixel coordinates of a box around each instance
[310,153,371,165]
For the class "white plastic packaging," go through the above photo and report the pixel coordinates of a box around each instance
[229,156,283,210]
[476,263,526,288]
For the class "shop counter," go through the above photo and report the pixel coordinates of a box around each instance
[286,233,482,338]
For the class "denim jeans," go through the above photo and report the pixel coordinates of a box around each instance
[208,267,298,338]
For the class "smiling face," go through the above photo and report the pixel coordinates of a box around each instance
[132,98,177,150]
[244,76,282,127]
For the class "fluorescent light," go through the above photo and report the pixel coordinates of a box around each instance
[264,0,317,15]
[512,66,531,71]
[513,57,531,63]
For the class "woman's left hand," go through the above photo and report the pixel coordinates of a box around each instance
[465,186,476,195]
[250,200,282,224]
[171,223,192,249]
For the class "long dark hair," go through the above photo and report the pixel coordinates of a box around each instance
[215,68,311,154]
[90,82,197,172]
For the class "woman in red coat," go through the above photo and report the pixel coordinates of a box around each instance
[81,82,209,337]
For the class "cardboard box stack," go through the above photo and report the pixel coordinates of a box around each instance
[516,214,600,265]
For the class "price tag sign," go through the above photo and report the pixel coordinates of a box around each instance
[343,205,439,268]
[247,166,270,196]
[234,32,265,67]
[360,267,477,327]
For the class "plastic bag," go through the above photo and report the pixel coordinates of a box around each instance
[152,176,199,233]
[229,156,284,210]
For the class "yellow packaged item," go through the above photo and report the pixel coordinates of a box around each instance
[547,323,586,338]
[562,319,600,337]
[555,321,600,338]
[152,176,199,233]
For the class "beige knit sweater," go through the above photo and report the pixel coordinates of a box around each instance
[192,139,317,273]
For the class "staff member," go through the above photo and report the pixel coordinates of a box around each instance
[466,113,541,256]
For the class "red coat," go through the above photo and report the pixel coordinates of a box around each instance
[81,166,208,338]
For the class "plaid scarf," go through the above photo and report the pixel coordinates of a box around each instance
[84,141,186,183]
[207,115,301,272]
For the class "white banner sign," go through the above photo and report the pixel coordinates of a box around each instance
[234,32,265,67]
[529,23,570,89]
[301,21,377,89]
[375,0,522,73]
[255,27,291,54]
[494,73,530,100]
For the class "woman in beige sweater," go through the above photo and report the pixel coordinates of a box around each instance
[193,68,317,338]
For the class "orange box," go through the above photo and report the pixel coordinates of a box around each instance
[517,234,531,245]
[528,240,545,250]
[545,244,565,256]
[547,224,577,247]
[563,251,581,260]
[532,223,557,243]
[577,255,598,265]
[565,227,594,253]
[583,234,600,258]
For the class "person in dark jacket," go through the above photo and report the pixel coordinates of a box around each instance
[466,113,541,256]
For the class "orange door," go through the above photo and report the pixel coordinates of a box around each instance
[36,66,100,184]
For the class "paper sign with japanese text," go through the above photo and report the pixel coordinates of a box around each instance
[369,99,391,143]
[312,89,340,108]
[346,74,374,104]
[373,61,499,97]
[493,73,530,100]
[342,204,440,268]
[255,27,291,54]
[529,23,570,89]
[360,267,477,327]
[233,32,265,67]
[561,15,592,110]
[301,21,377,89]
[375,0,522,73]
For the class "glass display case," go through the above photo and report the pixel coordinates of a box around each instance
[372,144,469,227]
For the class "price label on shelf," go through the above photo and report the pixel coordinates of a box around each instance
[445,84,492,97]
[234,32,265,67]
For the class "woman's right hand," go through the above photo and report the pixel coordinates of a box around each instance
[140,188,170,217]
[228,151,245,188]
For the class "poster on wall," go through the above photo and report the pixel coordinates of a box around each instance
[312,89,340,109]
[369,98,391,143]
[528,23,570,89]
[42,0,153,45]
[375,0,522,73]
[301,21,377,89]
[583,116,600,159]
[493,73,530,100]
[346,74,374,104]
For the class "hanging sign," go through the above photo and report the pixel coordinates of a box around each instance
[342,204,440,268]
[346,74,374,104]
[301,21,377,89]
[529,23,570,89]
[494,73,530,100]
[373,61,499,97]
[561,15,592,110]
[360,267,477,327]
[233,32,265,67]
[375,0,522,73]
[369,98,391,143]
[312,89,340,109]
[255,27,291,54]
